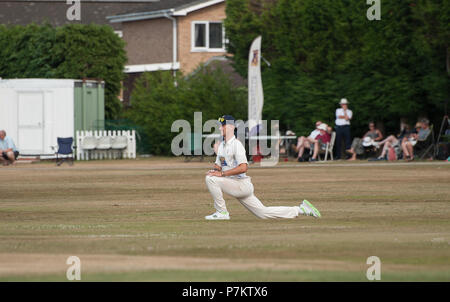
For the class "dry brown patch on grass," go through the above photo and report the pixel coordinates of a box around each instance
[0,253,442,277]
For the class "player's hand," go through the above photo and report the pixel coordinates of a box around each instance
[206,170,222,177]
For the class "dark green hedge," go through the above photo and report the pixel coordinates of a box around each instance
[225,0,449,137]
[0,23,127,119]
[124,67,247,155]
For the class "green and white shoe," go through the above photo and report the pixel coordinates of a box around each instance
[300,200,321,218]
[205,211,230,220]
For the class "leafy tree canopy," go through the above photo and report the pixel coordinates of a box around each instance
[225,0,449,137]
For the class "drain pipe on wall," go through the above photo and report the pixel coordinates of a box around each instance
[164,12,178,81]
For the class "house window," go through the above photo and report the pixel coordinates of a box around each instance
[192,21,225,52]
[194,23,206,48]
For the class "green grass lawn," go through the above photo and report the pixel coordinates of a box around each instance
[0,159,449,281]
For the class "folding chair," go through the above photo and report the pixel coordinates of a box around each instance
[363,144,381,159]
[55,137,75,166]
[415,125,435,159]
[435,116,450,160]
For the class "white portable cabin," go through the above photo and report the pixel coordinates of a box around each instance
[0,78,104,157]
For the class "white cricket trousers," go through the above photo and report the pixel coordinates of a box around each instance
[205,175,299,219]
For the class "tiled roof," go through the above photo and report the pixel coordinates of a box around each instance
[119,0,206,15]
[0,1,202,29]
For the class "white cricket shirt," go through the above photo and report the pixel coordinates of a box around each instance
[335,108,353,126]
[215,136,248,179]
[308,129,320,139]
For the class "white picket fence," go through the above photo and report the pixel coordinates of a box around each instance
[76,130,136,160]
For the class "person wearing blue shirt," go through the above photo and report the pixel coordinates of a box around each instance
[0,130,19,166]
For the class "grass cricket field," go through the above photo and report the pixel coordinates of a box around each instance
[0,158,449,281]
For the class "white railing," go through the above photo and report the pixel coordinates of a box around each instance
[76,130,136,160]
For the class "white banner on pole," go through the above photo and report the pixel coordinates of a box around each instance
[248,36,264,136]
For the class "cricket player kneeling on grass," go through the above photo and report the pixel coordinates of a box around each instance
[205,115,321,220]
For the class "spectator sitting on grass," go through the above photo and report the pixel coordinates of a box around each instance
[0,130,19,166]
[295,121,322,162]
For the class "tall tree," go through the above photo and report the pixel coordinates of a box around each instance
[225,0,450,136]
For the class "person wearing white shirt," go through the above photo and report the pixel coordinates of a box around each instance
[0,130,19,166]
[295,121,322,162]
[334,98,353,159]
[205,115,321,220]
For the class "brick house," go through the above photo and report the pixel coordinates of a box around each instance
[107,0,243,105]
[0,0,244,106]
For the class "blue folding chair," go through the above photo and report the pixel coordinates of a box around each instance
[55,137,76,166]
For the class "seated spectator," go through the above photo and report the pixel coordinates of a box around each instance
[401,119,431,161]
[295,121,322,162]
[280,130,296,156]
[346,122,383,160]
[417,119,431,140]
[310,123,331,162]
[0,130,19,166]
[375,123,412,160]
[327,126,333,135]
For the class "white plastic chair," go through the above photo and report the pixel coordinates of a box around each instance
[320,131,336,162]
[111,136,128,158]
[96,137,112,159]
[96,137,112,150]
[326,131,336,161]
[81,136,97,160]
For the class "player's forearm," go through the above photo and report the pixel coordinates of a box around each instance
[222,164,248,177]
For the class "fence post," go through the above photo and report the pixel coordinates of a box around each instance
[132,130,136,159]
[127,130,131,159]
[107,130,112,159]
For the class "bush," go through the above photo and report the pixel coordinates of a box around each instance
[0,23,127,120]
[125,66,247,155]
[225,0,450,137]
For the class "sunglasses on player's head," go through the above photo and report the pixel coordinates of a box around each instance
[218,117,225,123]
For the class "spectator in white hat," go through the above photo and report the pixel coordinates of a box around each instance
[310,123,331,162]
[334,98,353,159]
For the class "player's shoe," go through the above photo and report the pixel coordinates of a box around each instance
[205,211,230,220]
[299,200,321,218]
